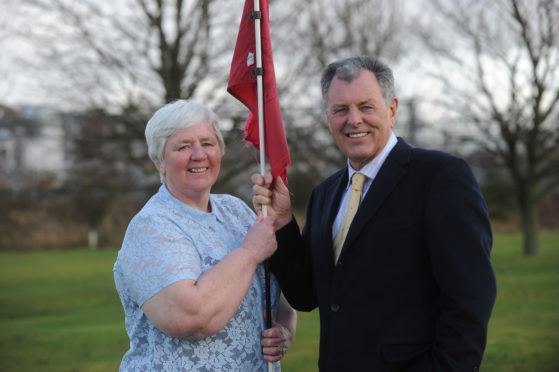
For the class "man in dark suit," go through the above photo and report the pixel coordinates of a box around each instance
[252,56,497,371]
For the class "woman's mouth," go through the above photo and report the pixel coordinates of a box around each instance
[188,167,208,173]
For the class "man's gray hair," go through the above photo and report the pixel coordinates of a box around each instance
[320,56,396,110]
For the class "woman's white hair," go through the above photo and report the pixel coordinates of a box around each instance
[145,100,225,184]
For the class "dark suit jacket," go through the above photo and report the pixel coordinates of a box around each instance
[271,138,497,371]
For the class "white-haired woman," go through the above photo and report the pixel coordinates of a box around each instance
[114,100,296,371]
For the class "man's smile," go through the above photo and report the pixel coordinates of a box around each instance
[346,132,368,138]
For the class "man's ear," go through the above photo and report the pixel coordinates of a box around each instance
[389,97,398,127]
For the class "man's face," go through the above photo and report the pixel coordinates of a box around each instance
[326,69,398,170]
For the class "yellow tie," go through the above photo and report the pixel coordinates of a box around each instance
[333,173,366,263]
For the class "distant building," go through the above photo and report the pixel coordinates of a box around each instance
[0,104,73,191]
[0,104,158,196]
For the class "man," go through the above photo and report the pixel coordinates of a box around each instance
[252,56,497,371]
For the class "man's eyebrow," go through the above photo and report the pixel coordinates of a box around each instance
[331,99,375,108]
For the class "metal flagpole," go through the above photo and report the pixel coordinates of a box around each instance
[253,1,274,371]
[253,0,266,193]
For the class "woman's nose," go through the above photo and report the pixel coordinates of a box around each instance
[191,143,207,160]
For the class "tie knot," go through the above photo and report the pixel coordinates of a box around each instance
[351,173,366,191]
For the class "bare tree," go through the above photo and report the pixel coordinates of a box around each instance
[3,0,410,209]
[208,0,409,208]
[267,0,407,207]
[9,0,231,111]
[417,0,559,255]
[7,0,252,177]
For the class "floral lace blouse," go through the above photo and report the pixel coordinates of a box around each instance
[114,185,280,371]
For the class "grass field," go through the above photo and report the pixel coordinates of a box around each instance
[1,232,558,371]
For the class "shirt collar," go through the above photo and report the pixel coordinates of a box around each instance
[345,131,398,187]
[159,184,222,223]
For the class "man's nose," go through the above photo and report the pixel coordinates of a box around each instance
[347,107,362,126]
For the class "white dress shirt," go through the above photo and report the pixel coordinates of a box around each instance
[332,132,398,239]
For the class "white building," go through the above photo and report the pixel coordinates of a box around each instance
[0,105,71,190]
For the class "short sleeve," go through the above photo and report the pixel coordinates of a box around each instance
[116,213,202,307]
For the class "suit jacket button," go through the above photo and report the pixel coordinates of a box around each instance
[330,304,340,312]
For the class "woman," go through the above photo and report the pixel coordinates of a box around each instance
[114,100,296,371]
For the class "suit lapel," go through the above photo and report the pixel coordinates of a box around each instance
[313,168,348,266]
[339,139,412,259]
[323,169,349,244]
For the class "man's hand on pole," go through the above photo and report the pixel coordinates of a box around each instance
[251,171,292,231]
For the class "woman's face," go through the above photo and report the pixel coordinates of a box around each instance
[158,119,221,208]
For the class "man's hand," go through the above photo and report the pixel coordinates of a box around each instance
[261,320,294,363]
[251,172,292,230]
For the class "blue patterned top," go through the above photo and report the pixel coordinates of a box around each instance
[114,185,280,371]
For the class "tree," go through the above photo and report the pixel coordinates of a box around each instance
[417,0,559,255]
[9,0,228,111]
[268,0,407,208]
[62,110,150,248]
[3,0,411,210]
[7,0,255,194]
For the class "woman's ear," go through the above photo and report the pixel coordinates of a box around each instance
[156,161,165,176]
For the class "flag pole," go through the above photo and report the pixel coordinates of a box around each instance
[254,0,266,192]
[253,1,274,371]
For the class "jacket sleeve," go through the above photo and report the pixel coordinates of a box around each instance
[424,156,497,371]
[270,215,318,312]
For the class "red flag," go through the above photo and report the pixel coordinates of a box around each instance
[227,0,291,184]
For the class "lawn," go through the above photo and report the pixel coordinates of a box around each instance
[0,232,558,371]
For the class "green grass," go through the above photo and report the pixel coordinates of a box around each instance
[0,250,127,372]
[482,232,559,371]
[1,232,558,371]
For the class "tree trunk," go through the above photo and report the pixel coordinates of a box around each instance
[519,198,539,255]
